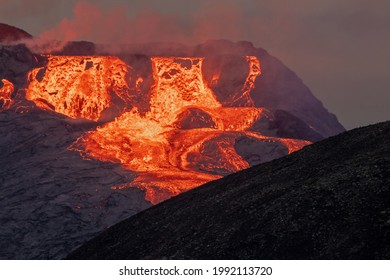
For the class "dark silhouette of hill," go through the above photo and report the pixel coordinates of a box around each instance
[67,121,390,260]
[0,23,32,43]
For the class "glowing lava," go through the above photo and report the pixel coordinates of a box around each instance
[0,79,14,111]
[149,57,221,125]
[67,55,311,204]
[26,55,135,121]
[239,56,261,106]
[1,54,313,204]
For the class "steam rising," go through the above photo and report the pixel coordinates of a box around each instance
[32,1,244,46]
[2,0,389,128]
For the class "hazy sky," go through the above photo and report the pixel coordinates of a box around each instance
[1,0,389,129]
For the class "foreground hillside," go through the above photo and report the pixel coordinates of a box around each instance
[68,121,390,259]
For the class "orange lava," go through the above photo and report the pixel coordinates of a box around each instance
[26,55,135,121]
[0,53,316,204]
[4,54,313,204]
[0,79,14,111]
[237,56,261,106]
[149,57,221,125]
[66,55,311,204]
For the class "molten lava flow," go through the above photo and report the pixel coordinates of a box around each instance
[148,57,221,125]
[71,108,167,171]
[244,131,311,154]
[26,55,135,121]
[66,55,312,204]
[0,79,14,111]
[1,52,313,205]
[232,56,261,106]
[210,107,264,131]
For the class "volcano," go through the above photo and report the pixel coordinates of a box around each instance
[0,23,344,259]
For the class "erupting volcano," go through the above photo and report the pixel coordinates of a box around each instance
[0,36,345,259]
[24,54,311,203]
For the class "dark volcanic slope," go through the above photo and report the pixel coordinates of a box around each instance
[0,23,32,43]
[68,121,390,260]
[0,110,151,259]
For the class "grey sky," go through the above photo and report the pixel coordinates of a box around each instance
[1,0,389,129]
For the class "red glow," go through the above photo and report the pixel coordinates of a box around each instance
[26,55,134,121]
[0,79,14,111]
[63,55,311,204]
[0,54,312,204]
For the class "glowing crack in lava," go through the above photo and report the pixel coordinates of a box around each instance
[26,55,135,121]
[0,79,14,111]
[64,56,311,204]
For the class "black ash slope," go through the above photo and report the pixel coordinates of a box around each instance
[67,121,390,260]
